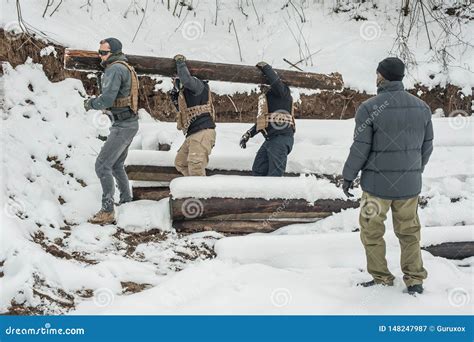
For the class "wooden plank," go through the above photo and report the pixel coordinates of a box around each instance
[64,49,343,90]
[132,186,170,201]
[422,241,474,260]
[173,219,308,234]
[125,165,341,183]
[170,197,359,221]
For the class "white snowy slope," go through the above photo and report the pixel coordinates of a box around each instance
[1,0,473,95]
[0,61,219,314]
[2,61,472,315]
[1,0,473,315]
[72,226,473,315]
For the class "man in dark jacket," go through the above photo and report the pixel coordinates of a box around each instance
[171,54,216,176]
[342,57,433,295]
[240,62,295,176]
[84,38,139,225]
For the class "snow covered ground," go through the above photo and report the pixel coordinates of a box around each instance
[73,226,473,315]
[1,60,472,315]
[1,0,473,315]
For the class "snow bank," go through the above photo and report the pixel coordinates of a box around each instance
[127,118,474,178]
[73,226,473,315]
[116,199,172,233]
[170,175,349,201]
[0,61,183,313]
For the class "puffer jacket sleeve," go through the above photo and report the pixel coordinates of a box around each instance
[342,104,373,181]
[421,109,434,168]
[90,64,123,110]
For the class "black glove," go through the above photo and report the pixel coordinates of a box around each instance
[240,132,251,149]
[342,179,354,198]
[173,54,186,62]
[256,61,268,70]
[169,87,179,111]
[83,99,92,111]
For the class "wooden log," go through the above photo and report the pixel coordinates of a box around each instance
[173,220,307,235]
[170,197,359,221]
[64,49,343,90]
[132,186,170,201]
[422,241,474,260]
[125,165,340,184]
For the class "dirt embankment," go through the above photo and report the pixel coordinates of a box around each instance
[1,30,471,121]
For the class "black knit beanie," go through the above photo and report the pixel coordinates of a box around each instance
[102,37,122,54]
[377,57,405,81]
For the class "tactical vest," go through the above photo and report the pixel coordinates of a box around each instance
[176,88,216,134]
[255,93,295,133]
[109,61,139,113]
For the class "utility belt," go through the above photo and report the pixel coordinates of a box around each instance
[105,110,135,122]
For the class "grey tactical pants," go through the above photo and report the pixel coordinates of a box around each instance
[95,117,139,212]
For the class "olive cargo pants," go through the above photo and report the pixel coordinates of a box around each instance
[175,128,216,176]
[359,191,428,287]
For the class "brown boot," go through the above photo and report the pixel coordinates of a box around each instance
[88,210,115,225]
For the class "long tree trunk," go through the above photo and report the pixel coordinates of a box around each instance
[64,49,343,90]
[170,197,359,221]
[126,165,340,184]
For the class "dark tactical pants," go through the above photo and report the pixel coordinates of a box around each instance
[252,134,294,176]
[95,118,139,212]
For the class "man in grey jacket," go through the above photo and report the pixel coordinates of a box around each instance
[84,38,139,225]
[342,57,433,295]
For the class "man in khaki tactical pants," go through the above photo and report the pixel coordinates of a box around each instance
[342,57,434,295]
[170,54,216,176]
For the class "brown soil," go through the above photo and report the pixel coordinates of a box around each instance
[1,30,471,122]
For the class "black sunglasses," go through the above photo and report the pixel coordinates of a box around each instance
[98,50,111,56]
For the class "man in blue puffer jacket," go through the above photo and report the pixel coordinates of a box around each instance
[342,57,433,295]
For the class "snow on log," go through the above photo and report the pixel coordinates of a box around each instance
[64,49,343,90]
[169,175,358,233]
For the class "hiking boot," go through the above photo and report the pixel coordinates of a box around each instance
[88,209,115,225]
[357,279,393,287]
[407,284,423,295]
[116,199,132,207]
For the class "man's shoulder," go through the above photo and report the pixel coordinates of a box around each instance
[106,61,130,73]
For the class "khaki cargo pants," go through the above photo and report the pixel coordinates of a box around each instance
[359,191,428,287]
[175,128,216,176]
